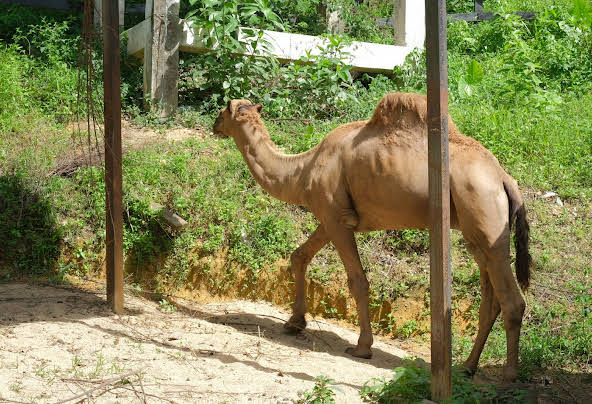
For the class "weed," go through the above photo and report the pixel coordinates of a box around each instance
[298,375,342,404]
[159,298,178,312]
[397,320,421,339]
[360,358,529,403]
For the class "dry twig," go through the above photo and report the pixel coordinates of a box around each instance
[55,368,146,404]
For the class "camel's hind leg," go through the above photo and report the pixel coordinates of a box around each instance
[284,225,329,334]
[322,220,373,359]
[485,250,525,382]
[462,248,501,374]
[453,173,525,382]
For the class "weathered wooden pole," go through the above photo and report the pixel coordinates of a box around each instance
[103,0,124,314]
[143,0,181,117]
[425,0,452,401]
[94,0,125,29]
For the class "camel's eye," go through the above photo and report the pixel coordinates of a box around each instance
[238,105,251,114]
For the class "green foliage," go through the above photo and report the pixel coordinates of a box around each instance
[298,375,342,404]
[270,0,326,34]
[397,320,421,339]
[181,0,356,118]
[263,36,356,118]
[361,358,431,403]
[385,230,430,256]
[518,294,592,378]
[447,0,477,14]
[123,198,173,266]
[0,44,27,131]
[229,214,295,270]
[328,0,394,44]
[360,358,529,403]
[183,0,283,106]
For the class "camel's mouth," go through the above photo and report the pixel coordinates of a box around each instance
[213,112,225,136]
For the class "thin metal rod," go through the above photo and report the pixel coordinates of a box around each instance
[103,0,124,314]
[425,0,452,401]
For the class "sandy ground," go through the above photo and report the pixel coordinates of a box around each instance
[0,283,418,403]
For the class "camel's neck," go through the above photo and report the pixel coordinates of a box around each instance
[232,122,314,206]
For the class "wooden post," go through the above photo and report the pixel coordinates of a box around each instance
[143,0,181,117]
[103,0,124,315]
[425,0,452,401]
[94,0,125,29]
[393,0,406,45]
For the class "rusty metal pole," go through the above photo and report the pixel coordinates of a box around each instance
[103,0,124,314]
[425,0,452,401]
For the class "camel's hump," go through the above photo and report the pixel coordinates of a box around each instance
[368,92,457,134]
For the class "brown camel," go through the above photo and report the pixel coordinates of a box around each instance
[213,92,531,382]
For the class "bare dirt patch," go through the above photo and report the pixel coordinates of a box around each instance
[49,120,203,176]
[0,282,417,403]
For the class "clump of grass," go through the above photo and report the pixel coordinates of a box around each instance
[360,358,529,403]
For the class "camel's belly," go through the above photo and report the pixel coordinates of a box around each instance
[347,172,459,231]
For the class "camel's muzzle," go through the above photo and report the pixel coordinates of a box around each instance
[213,112,224,135]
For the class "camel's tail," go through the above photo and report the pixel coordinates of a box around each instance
[503,177,531,291]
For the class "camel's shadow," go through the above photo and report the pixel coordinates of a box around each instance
[170,299,406,372]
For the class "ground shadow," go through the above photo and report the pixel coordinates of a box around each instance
[0,174,62,279]
[169,299,406,372]
[0,282,141,326]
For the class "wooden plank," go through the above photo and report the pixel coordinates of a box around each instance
[103,0,124,315]
[425,0,452,401]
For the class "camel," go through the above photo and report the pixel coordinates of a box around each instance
[213,92,531,382]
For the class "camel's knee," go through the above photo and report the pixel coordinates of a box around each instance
[501,296,525,328]
[290,249,311,271]
[347,273,369,298]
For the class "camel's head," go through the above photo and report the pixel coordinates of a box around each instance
[213,99,263,137]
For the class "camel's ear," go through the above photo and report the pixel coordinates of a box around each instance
[255,104,262,113]
[226,99,235,116]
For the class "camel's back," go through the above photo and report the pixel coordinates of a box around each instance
[318,93,506,231]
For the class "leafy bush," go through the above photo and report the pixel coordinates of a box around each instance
[181,0,356,118]
[360,358,529,403]
[182,0,284,106]
[0,44,28,131]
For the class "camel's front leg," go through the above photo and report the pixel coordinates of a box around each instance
[284,226,329,334]
[324,221,373,359]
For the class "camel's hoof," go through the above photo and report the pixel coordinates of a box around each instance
[460,362,477,377]
[345,346,373,359]
[284,317,306,335]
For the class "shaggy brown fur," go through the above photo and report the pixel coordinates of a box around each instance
[213,92,531,382]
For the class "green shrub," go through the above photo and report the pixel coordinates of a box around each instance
[0,44,28,131]
[360,358,529,403]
